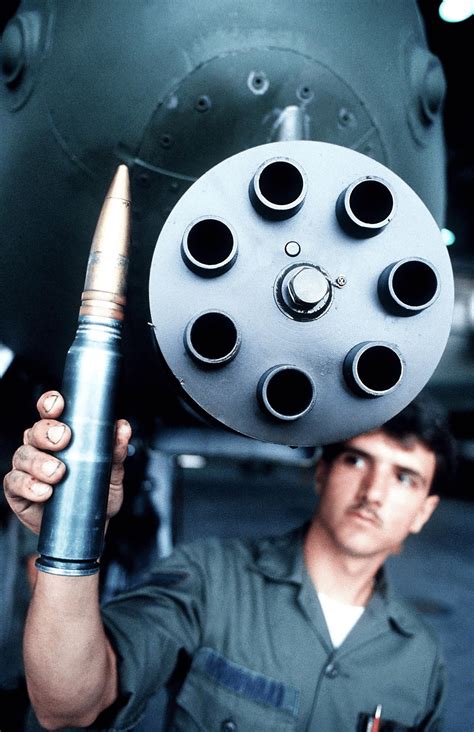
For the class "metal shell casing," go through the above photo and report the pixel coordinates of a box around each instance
[37,318,122,573]
[149,141,454,446]
[36,165,130,575]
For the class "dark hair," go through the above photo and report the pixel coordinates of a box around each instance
[320,397,457,495]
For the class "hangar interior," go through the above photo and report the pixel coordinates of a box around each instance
[0,2,473,731]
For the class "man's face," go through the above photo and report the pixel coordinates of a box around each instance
[315,430,439,560]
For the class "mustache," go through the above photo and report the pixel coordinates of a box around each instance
[348,499,383,526]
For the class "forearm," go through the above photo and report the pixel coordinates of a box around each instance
[24,570,118,729]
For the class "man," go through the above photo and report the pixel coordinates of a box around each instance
[3,393,455,730]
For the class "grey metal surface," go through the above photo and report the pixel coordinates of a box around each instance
[0,1,447,420]
[150,141,454,445]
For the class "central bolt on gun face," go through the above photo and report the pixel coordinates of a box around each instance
[287,267,329,309]
[36,165,131,576]
[149,141,454,447]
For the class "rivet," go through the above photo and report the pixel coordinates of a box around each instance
[160,133,173,149]
[297,85,313,101]
[285,241,301,257]
[195,95,211,112]
[338,107,356,128]
[247,70,269,95]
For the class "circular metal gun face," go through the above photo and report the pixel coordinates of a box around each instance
[149,141,454,446]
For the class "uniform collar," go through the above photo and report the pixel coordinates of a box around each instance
[250,523,417,638]
[370,571,418,637]
[249,523,308,585]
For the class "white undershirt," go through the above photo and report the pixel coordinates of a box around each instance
[317,591,365,648]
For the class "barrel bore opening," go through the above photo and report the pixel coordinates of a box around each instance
[185,219,235,267]
[187,312,239,364]
[262,368,314,419]
[348,179,394,225]
[356,346,403,393]
[258,161,304,206]
[391,260,439,308]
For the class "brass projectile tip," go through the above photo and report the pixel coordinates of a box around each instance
[106,164,131,207]
[80,165,131,320]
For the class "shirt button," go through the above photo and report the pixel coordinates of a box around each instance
[221,720,237,732]
[324,662,339,678]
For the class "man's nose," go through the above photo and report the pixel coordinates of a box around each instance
[359,465,389,504]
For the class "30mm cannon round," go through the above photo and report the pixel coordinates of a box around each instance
[36,165,131,575]
[149,141,454,446]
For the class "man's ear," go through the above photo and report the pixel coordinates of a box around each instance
[410,494,440,534]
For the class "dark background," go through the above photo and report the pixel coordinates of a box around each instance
[417,2,474,502]
[0,4,472,731]
[417,1,473,260]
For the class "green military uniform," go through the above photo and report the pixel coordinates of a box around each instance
[100,526,445,731]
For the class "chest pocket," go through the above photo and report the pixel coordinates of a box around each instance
[172,647,299,731]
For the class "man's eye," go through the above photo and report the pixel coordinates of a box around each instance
[397,471,415,487]
[342,453,365,468]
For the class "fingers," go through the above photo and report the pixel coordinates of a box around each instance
[3,467,52,534]
[4,396,131,532]
[36,391,65,420]
[2,391,68,534]
[23,392,70,457]
[12,444,66,485]
[110,420,131,489]
[4,466,53,504]
[107,420,131,520]
[112,420,132,469]
[5,441,64,524]
[23,418,71,452]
